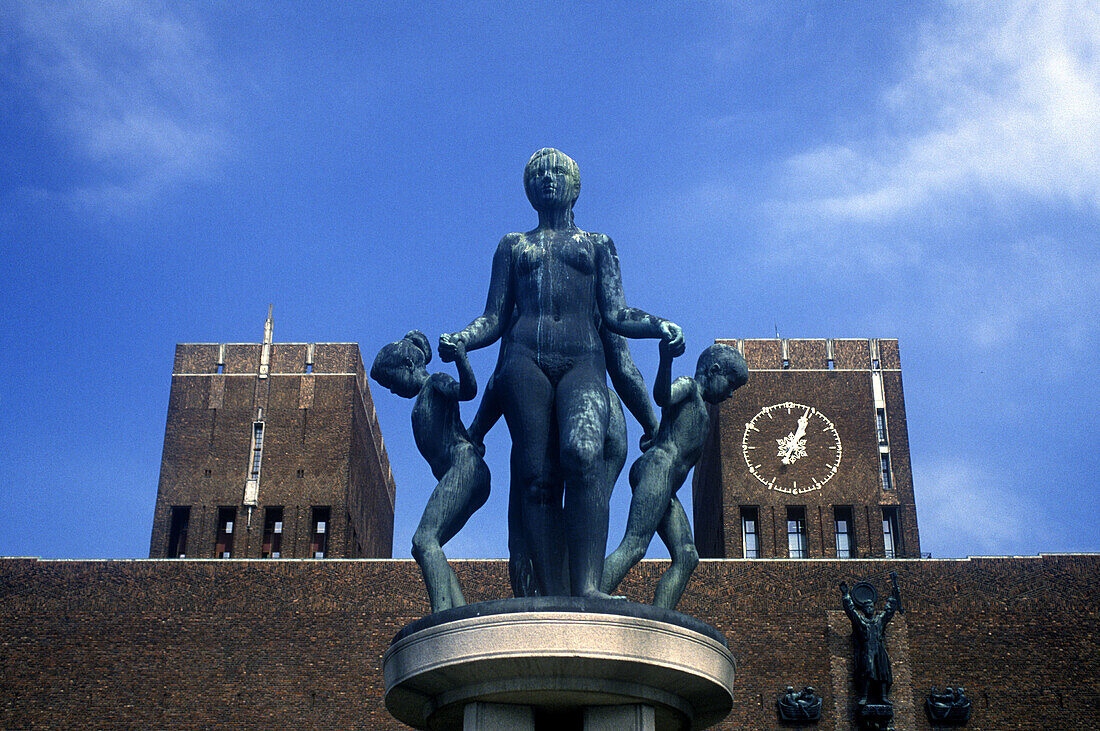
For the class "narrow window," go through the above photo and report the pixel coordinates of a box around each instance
[306,362,313,374]
[250,422,265,480]
[827,358,835,369]
[167,506,190,558]
[875,408,888,445]
[311,506,330,558]
[834,506,854,558]
[786,507,807,558]
[203,468,211,478]
[871,357,880,369]
[216,507,236,558]
[216,363,224,374]
[741,507,759,559]
[262,507,284,558]
[882,508,901,558]
[296,468,305,478]
[880,453,893,490]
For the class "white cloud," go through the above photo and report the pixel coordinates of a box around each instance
[778,0,1100,221]
[6,0,228,209]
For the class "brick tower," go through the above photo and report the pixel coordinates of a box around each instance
[693,338,920,559]
[149,308,395,559]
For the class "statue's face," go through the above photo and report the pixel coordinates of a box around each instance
[524,151,579,211]
[859,600,875,616]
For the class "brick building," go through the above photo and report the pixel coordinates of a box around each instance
[694,338,920,561]
[3,332,1099,729]
[148,309,395,560]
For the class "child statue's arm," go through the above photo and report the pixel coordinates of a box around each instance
[452,341,478,402]
[653,338,675,407]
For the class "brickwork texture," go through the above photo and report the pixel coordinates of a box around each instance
[1,555,1097,729]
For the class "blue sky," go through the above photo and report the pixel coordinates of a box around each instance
[2,1,1097,561]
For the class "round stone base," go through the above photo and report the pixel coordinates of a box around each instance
[383,598,736,730]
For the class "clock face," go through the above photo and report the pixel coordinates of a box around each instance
[742,401,842,494]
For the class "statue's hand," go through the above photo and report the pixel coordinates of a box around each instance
[438,332,463,363]
[660,321,685,357]
[839,581,849,596]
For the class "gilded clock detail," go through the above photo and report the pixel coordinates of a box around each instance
[742,401,842,494]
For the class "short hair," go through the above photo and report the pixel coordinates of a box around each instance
[696,343,748,389]
[524,148,580,203]
[370,330,431,388]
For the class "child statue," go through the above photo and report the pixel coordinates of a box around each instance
[601,340,748,609]
[371,331,490,613]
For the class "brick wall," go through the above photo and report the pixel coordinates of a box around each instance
[2,555,1096,729]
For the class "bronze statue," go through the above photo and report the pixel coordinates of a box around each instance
[601,340,747,608]
[840,572,903,714]
[371,332,490,613]
[440,148,683,599]
[777,685,823,723]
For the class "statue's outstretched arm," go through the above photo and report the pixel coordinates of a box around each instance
[595,235,684,356]
[601,327,659,438]
[441,235,515,359]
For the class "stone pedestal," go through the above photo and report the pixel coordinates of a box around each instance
[383,598,736,730]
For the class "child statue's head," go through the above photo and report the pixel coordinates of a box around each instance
[695,343,749,405]
[371,330,432,398]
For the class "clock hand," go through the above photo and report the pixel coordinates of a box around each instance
[782,409,811,465]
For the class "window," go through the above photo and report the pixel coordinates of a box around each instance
[741,507,759,558]
[311,506,330,558]
[296,468,305,479]
[216,507,236,558]
[306,362,313,374]
[203,469,211,478]
[882,508,900,558]
[216,363,224,374]
[834,506,854,558]
[875,409,888,445]
[262,507,284,558]
[827,357,835,369]
[250,422,265,480]
[880,453,893,491]
[786,507,807,558]
[167,506,190,558]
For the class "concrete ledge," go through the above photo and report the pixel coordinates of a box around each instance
[383,599,735,730]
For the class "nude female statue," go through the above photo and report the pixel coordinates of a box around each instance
[439,148,683,598]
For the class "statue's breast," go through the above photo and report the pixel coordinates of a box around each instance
[555,234,595,275]
[514,240,544,275]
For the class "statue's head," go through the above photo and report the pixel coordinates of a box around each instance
[695,343,749,404]
[524,148,580,212]
[371,330,432,398]
[858,599,875,617]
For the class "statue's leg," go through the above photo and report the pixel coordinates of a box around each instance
[556,364,611,598]
[602,452,673,594]
[497,357,562,596]
[653,496,699,610]
[411,455,491,612]
[603,390,628,500]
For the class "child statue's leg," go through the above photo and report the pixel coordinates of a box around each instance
[653,496,699,610]
[411,457,490,613]
[601,453,673,594]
